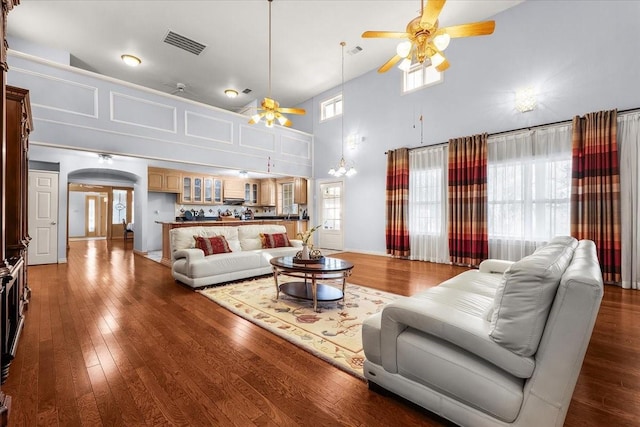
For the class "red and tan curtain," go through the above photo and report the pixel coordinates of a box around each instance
[571,109,621,283]
[386,148,410,257]
[448,134,488,267]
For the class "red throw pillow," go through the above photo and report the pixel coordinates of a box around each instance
[194,235,232,255]
[260,233,291,249]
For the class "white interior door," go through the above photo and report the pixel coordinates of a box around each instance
[317,180,344,250]
[28,170,59,265]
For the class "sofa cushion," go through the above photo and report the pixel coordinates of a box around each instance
[238,224,288,250]
[260,232,291,248]
[489,240,576,356]
[203,227,241,252]
[397,329,524,423]
[194,235,232,255]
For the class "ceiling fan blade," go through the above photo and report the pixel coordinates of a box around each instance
[420,0,447,29]
[278,107,305,115]
[362,31,409,39]
[378,54,402,73]
[441,21,496,38]
[435,58,450,72]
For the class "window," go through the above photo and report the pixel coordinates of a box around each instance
[487,126,572,260]
[320,94,342,121]
[403,63,442,93]
[112,189,128,224]
[408,145,450,263]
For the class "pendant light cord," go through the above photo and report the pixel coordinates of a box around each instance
[340,41,346,158]
[268,0,272,98]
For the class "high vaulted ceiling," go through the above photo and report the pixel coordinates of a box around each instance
[7,0,523,113]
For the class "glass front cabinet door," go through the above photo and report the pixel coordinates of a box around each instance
[204,177,213,203]
[182,176,192,203]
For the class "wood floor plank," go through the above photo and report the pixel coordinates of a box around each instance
[2,240,639,426]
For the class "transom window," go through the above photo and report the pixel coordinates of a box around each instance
[403,63,443,93]
[320,94,343,121]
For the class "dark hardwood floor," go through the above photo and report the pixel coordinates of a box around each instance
[3,240,639,426]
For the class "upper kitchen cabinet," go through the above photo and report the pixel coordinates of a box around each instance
[148,167,181,193]
[260,179,276,206]
[244,181,259,206]
[294,178,308,205]
[223,179,244,200]
[179,174,222,205]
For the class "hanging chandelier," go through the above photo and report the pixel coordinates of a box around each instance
[328,42,356,178]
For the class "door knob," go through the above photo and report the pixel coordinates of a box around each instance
[51,221,57,225]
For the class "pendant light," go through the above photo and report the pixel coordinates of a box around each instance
[328,41,356,178]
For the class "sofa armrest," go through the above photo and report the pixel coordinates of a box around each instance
[172,248,205,262]
[479,259,514,274]
[380,290,535,378]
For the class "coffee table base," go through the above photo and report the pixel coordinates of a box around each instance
[279,281,344,303]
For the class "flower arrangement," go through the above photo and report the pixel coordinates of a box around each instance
[297,224,322,246]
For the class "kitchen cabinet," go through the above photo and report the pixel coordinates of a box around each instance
[179,174,221,204]
[223,179,244,199]
[148,167,181,193]
[294,177,308,204]
[260,179,276,206]
[244,181,259,205]
[283,220,309,241]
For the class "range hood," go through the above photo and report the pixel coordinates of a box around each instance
[223,198,245,205]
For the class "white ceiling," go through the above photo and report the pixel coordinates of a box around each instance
[7,1,523,113]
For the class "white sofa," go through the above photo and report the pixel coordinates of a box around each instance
[170,224,302,288]
[362,237,604,427]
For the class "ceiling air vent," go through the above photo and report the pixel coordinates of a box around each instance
[163,30,207,55]
[347,46,363,56]
[242,88,252,94]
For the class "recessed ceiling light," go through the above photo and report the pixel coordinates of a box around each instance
[225,89,239,98]
[121,54,141,67]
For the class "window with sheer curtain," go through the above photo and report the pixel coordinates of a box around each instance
[487,125,572,261]
[408,145,450,263]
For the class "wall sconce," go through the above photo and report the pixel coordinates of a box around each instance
[98,154,113,164]
[347,133,361,150]
[515,87,537,113]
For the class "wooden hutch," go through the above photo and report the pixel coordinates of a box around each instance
[0,1,23,425]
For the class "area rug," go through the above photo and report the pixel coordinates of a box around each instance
[198,276,400,379]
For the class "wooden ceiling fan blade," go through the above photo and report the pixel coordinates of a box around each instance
[378,54,402,73]
[435,58,450,72]
[420,0,447,28]
[278,107,306,115]
[441,21,496,38]
[362,31,409,39]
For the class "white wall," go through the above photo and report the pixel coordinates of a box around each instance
[147,192,178,251]
[298,0,640,255]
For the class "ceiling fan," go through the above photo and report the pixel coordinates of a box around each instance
[249,0,305,128]
[362,0,495,73]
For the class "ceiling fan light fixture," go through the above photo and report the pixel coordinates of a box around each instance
[224,89,238,98]
[431,52,446,67]
[396,41,412,58]
[433,33,451,51]
[277,115,288,126]
[121,54,141,67]
[346,167,357,177]
[251,113,261,123]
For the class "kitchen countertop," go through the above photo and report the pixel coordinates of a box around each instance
[155,218,308,225]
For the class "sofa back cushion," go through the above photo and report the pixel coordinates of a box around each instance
[194,235,232,255]
[489,237,577,356]
[238,224,288,250]
[170,226,241,252]
[260,233,291,248]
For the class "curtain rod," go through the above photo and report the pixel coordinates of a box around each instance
[384,106,640,154]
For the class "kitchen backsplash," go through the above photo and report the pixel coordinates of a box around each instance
[175,203,306,219]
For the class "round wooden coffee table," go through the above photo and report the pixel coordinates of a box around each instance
[269,256,354,312]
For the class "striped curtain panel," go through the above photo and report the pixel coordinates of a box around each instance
[448,134,489,267]
[385,148,410,257]
[571,109,622,284]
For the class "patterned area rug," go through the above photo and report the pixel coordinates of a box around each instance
[198,276,400,379]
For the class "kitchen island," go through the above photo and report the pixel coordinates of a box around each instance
[156,219,308,267]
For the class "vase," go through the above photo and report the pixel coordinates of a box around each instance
[301,243,310,260]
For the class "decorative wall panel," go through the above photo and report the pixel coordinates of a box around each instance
[185,111,233,143]
[11,68,97,117]
[111,92,177,133]
[239,125,276,152]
